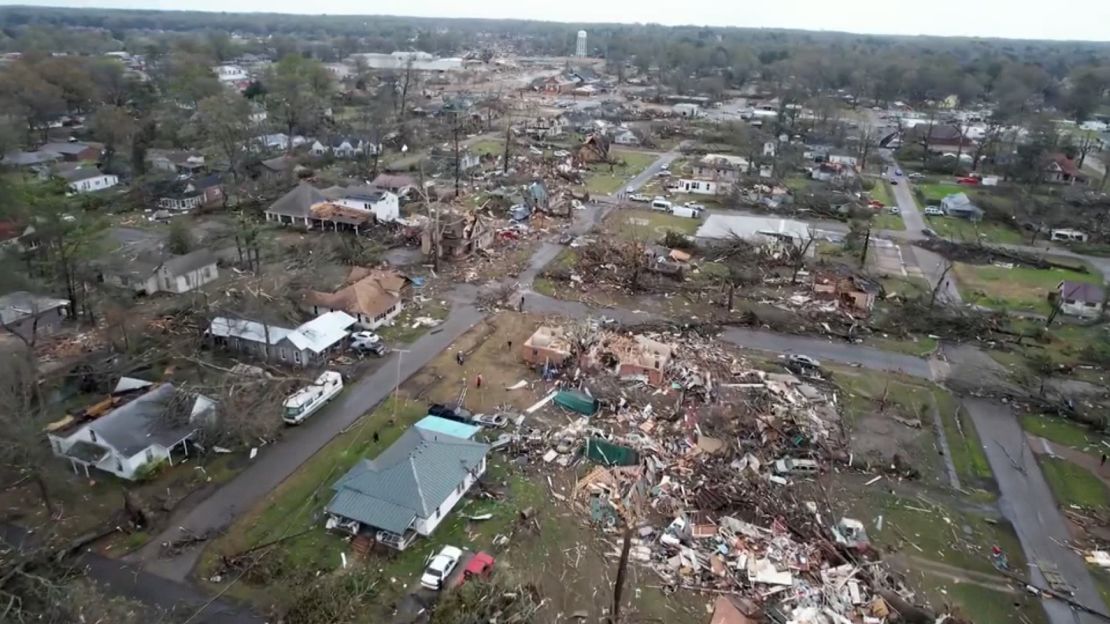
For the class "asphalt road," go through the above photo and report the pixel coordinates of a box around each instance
[884,157,964,305]
[133,297,485,584]
[962,399,1109,624]
[0,523,265,624]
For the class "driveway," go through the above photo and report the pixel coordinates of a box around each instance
[962,399,1109,624]
[133,298,485,584]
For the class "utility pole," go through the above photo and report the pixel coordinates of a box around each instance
[453,114,461,198]
[502,114,512,175]
[392,349,411,422]
[859,225,871,269]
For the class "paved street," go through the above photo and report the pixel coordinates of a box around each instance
[133,298,485,583]
[962,400,1109,624]
[0,523,265,624]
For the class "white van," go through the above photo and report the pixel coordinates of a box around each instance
[650,197,672,212]
[283,371,343,425]
[670,204,703,219]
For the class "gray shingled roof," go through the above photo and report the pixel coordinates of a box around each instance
[1060,280,1104,304]
[83,384,213,458]
[326,427,489,534]
[162,248,217,277]
[265,183,326,218]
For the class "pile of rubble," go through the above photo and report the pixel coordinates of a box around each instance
[502,323,953,622]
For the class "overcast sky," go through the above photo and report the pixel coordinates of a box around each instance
[12,0,1110,42]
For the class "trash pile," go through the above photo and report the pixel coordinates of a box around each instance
[504,322,943,622]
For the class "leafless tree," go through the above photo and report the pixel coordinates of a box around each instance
[929,260,955,307]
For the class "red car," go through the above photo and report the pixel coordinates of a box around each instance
[460,551,495,584]
[867,200,884,210]
[956,176,981,186]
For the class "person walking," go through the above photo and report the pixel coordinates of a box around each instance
[456,351,464,366]
[476,374,483,389]
[518,296,525,312]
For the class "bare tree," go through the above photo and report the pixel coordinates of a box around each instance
[929,260,955,307]
[0,354,57,515]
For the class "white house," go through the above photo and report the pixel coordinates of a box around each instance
[673,103,702,118]
[695,214,814,255]
[763,141,777,157]
[207,311,357,367]
[677,178,724,195]
[1057,281,1104,319]
[325,427,490,550]
[102,249,219,296]
[826,153,859,167]
[328,187,401,223]
[310,137,373,159]
[612,128,640,146]
[47,382,215,480]
[59,167,119,194]
[213,64,249,83]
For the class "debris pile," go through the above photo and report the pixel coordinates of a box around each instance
[507,322,952,622]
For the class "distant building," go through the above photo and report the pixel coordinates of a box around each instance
[348,51,463,72]
[56,166,118,194]
[576,30,588,57]
[99,249,219,296]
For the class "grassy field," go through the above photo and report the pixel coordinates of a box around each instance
[954,262,1101,315]
[918,181,964,203]
[922,215,1025,244]
[936,392,994,488]
[582,150,657,195]
[1039,456,1110,510]
[1022,413,1110,453]
[870,179,893,205]
[376,298,450,344]
[880,275,932,299]
[867,334,938,356]
[470,139,505,156]
[610,208,700,240]
[783,175,811,192]
[872,211,906,231]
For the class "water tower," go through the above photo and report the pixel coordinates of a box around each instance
[576,30,587,57]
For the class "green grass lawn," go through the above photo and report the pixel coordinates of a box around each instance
[922,215,1025,244]
[936,392,994,487]
[784,175,811,192]
[610,208,700,240]
[880,275,932,299]
[1022,413,1109,452]
[917,181,964,203]
[872,211,906,231]
[1039,456,1110,510]
[867,335,937,356]
[470,139,505,156]
[954,262,1101,315]
[582,150,658,195]
[870,179,893,205]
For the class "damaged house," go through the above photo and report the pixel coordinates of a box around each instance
[206,311,356,367]
[584,333,674,387]
[812,270,880,316]
[264,183,400,231]
[305,267,408,330]
[46,381,215,481]
[421,210,493,259]
[522,325,574,367]
[99,249,219,296]
[575,134,611,165]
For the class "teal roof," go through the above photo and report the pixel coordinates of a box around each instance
[415,415,480,440]
[325,427,489,534]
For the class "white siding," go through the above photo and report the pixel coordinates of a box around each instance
[413,456,486,536]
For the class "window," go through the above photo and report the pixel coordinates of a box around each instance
[434,507,440,519]
[293,350,302,364]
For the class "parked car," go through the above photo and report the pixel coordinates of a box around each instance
[655,170,671,177]
[471,413,509,428]
[773,458,820,475]
[421,546,463,590]
[908,172,925,180]
[353,341,389,357]
[923,206,944,216]
[894,168,903,176]
[461,552,495,584]
[922,227,938,238]
[956,176,981,186]
[889,178,898,185]
[867,200,884,209]
[428,403,473,424]
[350,331,381,348]
[628,194,650,203]
[888,206,900,214]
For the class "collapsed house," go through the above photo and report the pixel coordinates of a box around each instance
[582,333,674,387]
[812,270,881,317]
[421,209,493,259]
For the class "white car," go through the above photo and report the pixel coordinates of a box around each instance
[786,354,821,369]
[421,546,463,590]
[923,206,944,216]
[773,458,820,475]
[471,413,509,428]
[888,206,900,215]
[350,331,382,348]
[628,194,650,203]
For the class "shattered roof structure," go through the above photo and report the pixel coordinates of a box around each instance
[307,268,406,320]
